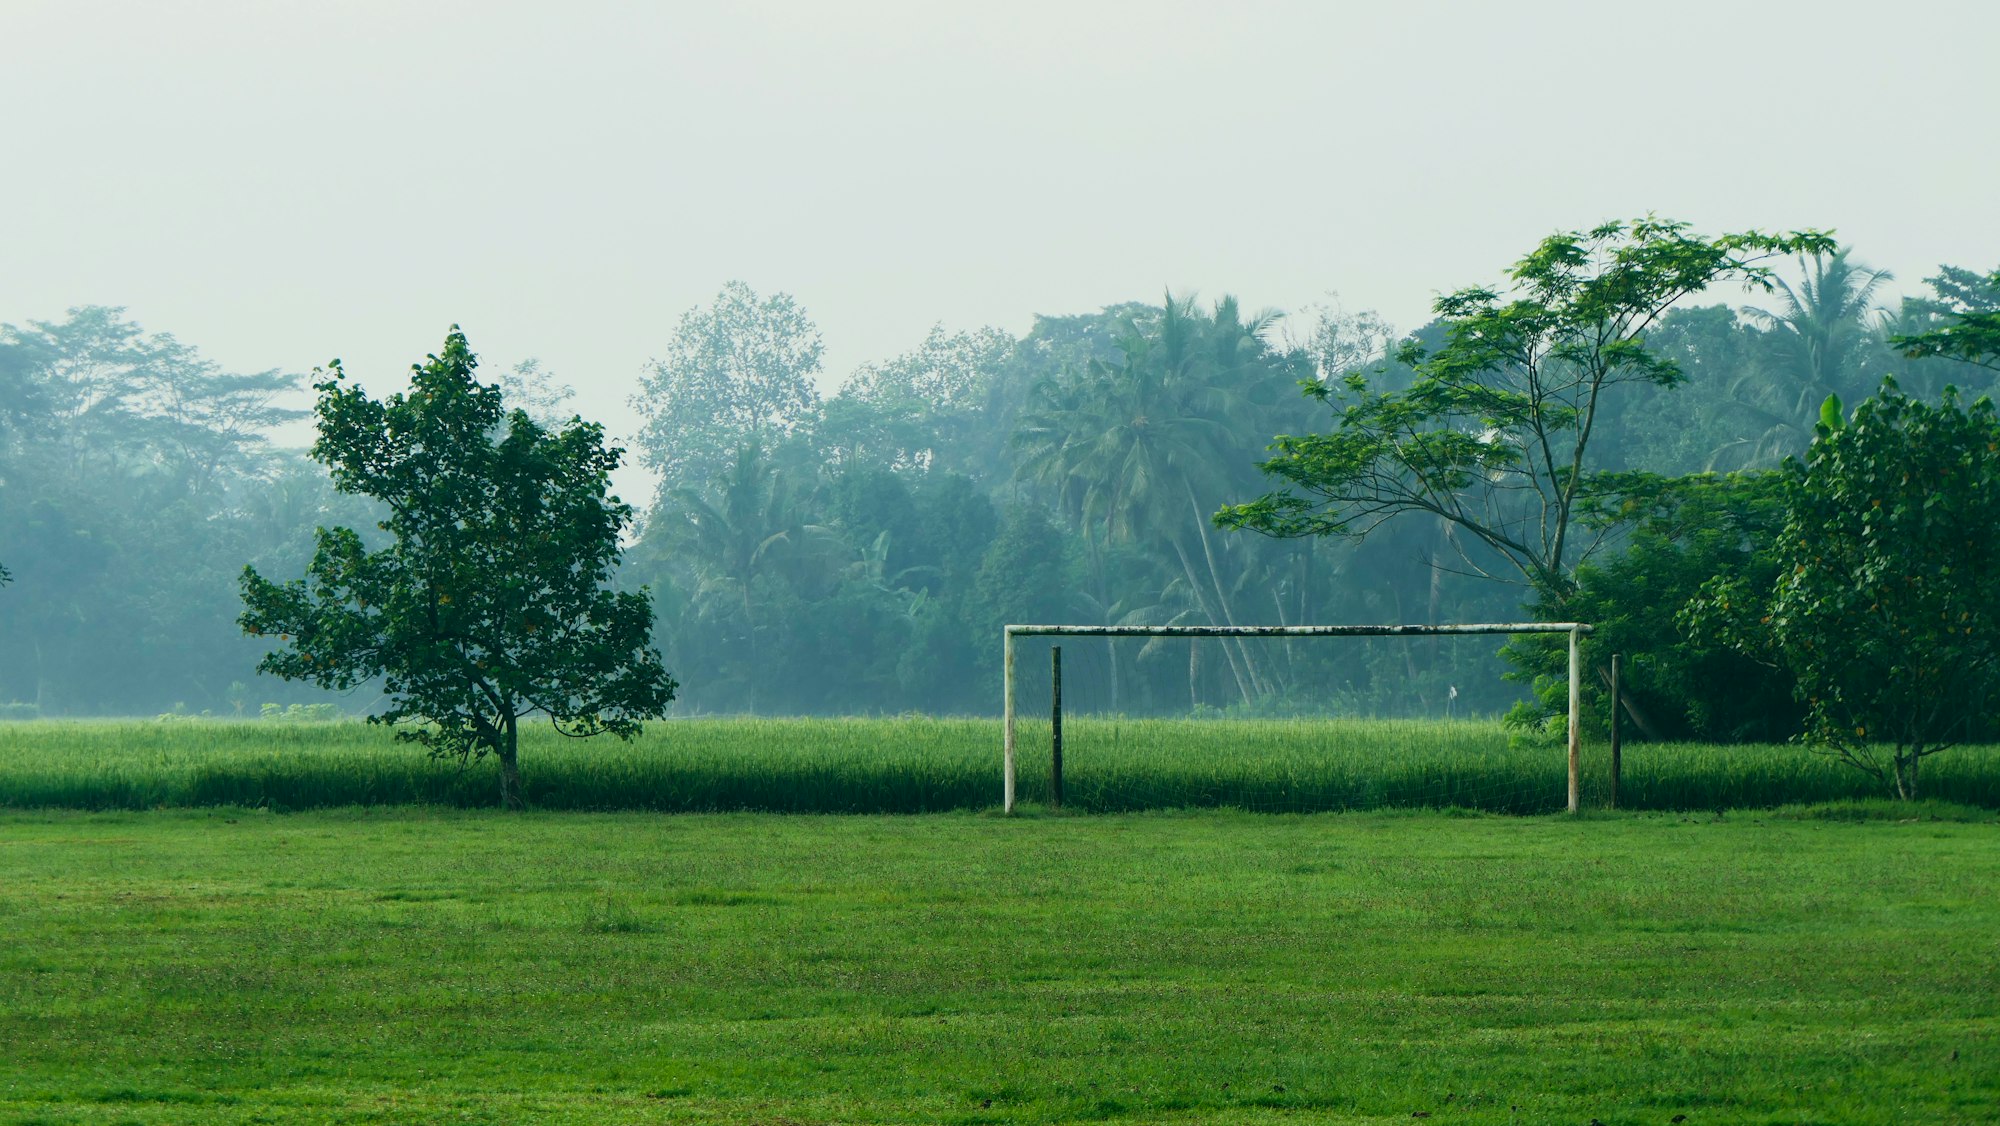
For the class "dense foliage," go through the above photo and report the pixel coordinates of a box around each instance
[239,330,676,808]
[625,290,1521,717]
[1692,383,2000,797]
[3,234,1997,735]
[1216,220,1832,600]
[1505,472,1800,743]
[0,307,343,716]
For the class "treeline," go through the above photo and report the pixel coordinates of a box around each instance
[1,249,1994,725]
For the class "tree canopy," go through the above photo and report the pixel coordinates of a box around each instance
[1690,381,2000,798]
[239,330,676,808]
[1217,219,1836,604]
[1893,267,2000,373]
[7,235,1999,733]
[630,281,824,501]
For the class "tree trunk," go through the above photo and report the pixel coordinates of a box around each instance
[33,636,49,715]
[1428,518,1450,665]
[1106,638,1119,717]
[1895,751,1919,801]
[1595,664,1669,742]
[1089,535,1119,714]
[742,585,759,715]
[1186,490,1268,700]
[498,714,524,811]
[1271,585,1295,688]
[1168,536,1253,704]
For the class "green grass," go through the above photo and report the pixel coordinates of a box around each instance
[1,807,1995,1123]
[3,717,1999,812]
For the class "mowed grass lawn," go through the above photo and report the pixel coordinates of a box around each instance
[2,809,1996,1124]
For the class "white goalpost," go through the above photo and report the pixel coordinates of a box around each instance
[1001,622,1594,815]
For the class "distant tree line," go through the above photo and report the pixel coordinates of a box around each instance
[2,236,1997,747]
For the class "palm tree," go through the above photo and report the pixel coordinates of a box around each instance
[657,443,823,712]
[1012,294,1300,706]
[1724,250,1894,462]
[1694,250,1893,471]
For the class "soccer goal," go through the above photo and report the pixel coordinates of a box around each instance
[1001,622,1594,815]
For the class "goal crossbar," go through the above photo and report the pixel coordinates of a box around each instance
[1002,622,1594,814]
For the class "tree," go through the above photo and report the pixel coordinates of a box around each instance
[1597,303,1775,473]
[648,442,822,713]
[820,324,1014,474]
[1680,250,1893,473]
[497,358,578,427]
[1747,248,1894,405]
[966,504,1079,694]
[1218,219,1835,607]
[0,339,24,591]
[1504,472,1799,743]
[630,281,824,500]
[1013,294,1312,705]
[1689,382,2000,799]
[1893,266,2000,374]
[0,308,311,715]
[239,329,676,809]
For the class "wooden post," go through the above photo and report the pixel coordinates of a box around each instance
[1567,626,1581,814]
[1003,628,1016,813]
[1050,645,1064,810]
[1609,652,1622,811]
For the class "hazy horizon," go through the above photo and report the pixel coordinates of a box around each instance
[6,0,1998,486]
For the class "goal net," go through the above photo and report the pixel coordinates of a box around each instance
[1001,623,1590,815]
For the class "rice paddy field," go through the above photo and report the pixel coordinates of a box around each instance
[3,716,1999,812]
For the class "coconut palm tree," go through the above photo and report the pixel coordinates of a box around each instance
[656,443,829,712]
[1012,294,1303,705]
[1700,250,1894,470]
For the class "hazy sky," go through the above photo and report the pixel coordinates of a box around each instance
[5,0,1998,483]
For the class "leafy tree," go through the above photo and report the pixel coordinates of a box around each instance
[630,281,824,500]
[1504,472,1799,743]
[967,504,1079,694]
[1594,303,1774,473]
[1690,382,2000,798]
[1651,251,1893,475]
[820,324,1014,475]
[0,306,302,497]
[239,329,676,809]
[1893,266,2000,373]
[0,339,25,589]
[1218,219,1835,607]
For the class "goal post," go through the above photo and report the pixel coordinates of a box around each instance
[1001,622,1594,815]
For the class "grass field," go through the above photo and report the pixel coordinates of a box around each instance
[2,806,1996,1124]
[4,717,2000,813]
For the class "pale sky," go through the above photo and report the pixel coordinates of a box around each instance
[5,0,1998,493]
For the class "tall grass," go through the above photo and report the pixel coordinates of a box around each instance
[1,717,1996,812]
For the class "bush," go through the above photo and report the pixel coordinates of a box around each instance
[1505,472,1800,743]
